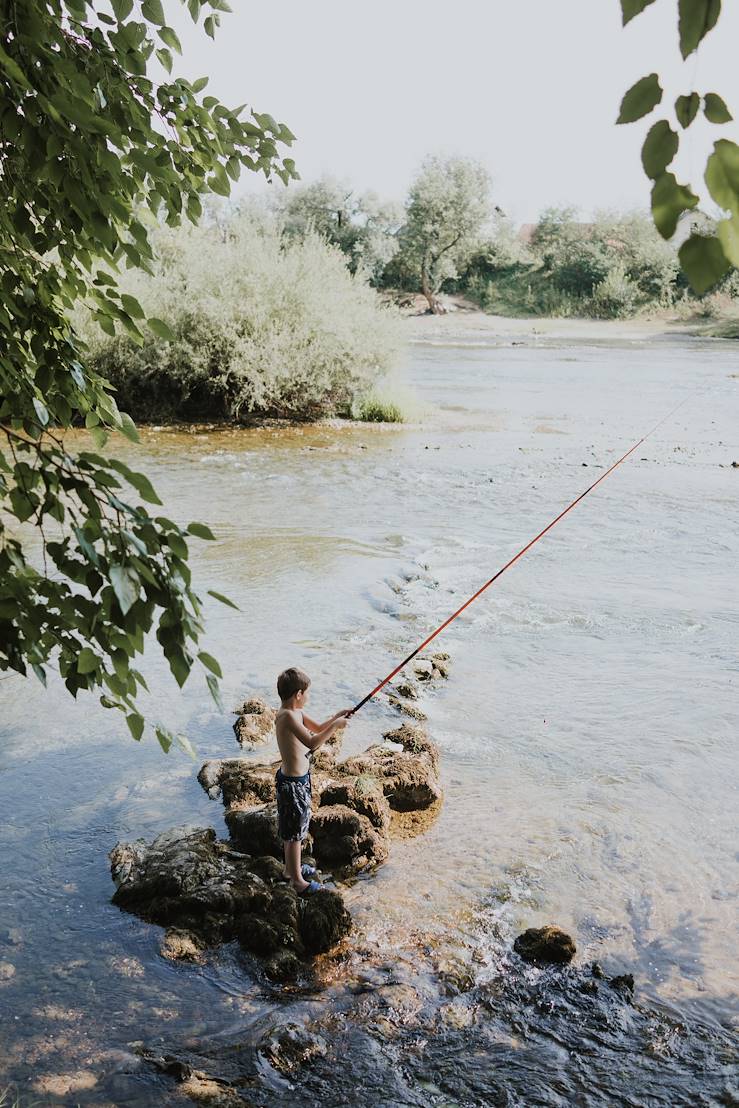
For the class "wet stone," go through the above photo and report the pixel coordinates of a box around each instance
[513,926,577,966]
[259,1022,328,1074]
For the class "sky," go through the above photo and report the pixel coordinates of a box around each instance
[169,0,739,225]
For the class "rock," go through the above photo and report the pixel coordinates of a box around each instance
[394,679,419,700]
[341,742,442,811]
[609,973,635,996]
[310,805,389,871]
[160,928,206,963]
[318,776,391,831]
[299,889,352,954]
[513,926,576,966]
[264,949,303,983]
[413,652,451,682]
[259,1022,328,1073]
[232,697,276,746]
[382,723,440,773]
[386,695,427,722]
[225,804,285,859]
[198,759,275,807]
[309,731,345,770]
[0,961,15,981]
[109,825,351,976]
[110,827,272,942]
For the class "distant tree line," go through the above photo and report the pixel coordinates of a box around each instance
[275,156,739,319]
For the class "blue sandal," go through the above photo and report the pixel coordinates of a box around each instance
[298,880,323,897]
[301,864,317,878]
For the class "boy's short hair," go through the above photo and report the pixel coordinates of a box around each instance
[277,667,311,701]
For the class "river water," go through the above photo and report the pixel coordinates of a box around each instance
[1,329,737,1105]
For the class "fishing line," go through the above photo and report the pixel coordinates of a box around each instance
[349,391,695,715]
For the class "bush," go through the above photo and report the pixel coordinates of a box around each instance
[79,217,402,422]
[589,265,640,318]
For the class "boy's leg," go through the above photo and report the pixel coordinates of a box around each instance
[284,839,308,891]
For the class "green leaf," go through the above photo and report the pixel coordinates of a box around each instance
[141,0,165,24]
[187,521,216,540]
[155,47,173,73]
[617,73,662,124]
[675,93,701,129]
[717,213,739,266]
[119,412,140,443]
[32,397,49,426]
[111,0,134,18]
[158,26,182,53]
[705,139,739,213]
[621,0,657,22]
[175,732,197,759]
[704,92,733,124]
[155,726,173,753]
[192,76,209,93]
[679,0,721,59]
[207,165,231,197]
[90,425,109,449]
[204,14,217,37]
[678,234,730,294]
[198,651,223,677]
[167,650,191,688]
[207,589,240,611]
[206,673,224,710]
[651,172,699,239]
[110,564,140,615]
[148,316,175,341]
[641,121,679,179]
[77,648,98,674]
[108,460,163,505]
[120,293,145,319]
[127,713,145,741]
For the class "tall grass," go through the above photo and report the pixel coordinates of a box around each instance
[79,216,402,422]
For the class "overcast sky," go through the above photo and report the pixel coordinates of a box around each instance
[170,0,739,225]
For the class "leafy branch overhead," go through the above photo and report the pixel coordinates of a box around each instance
[617,0,738,294]
[0,0,297,752]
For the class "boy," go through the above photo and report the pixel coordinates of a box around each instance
[275,667,350,895]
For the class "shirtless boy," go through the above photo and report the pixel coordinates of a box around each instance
[275,667,350,895]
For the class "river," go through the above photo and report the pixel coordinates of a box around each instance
[1,326,737,1105]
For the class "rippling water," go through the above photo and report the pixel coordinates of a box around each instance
[1,331,737,1105]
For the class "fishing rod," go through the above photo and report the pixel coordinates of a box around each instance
[349,394,693,716]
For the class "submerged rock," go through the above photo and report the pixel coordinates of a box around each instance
[108,825,350,978]
[513,926,576,966]
[259,1022,328,1074]
[232,697,276,747]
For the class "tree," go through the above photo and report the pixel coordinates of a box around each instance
[618,0,739,294]
[276,176,402,284]
[0,0,296,753]
[396,156,493,313]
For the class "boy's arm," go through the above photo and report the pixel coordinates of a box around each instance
[302,710,349,732]
[286,711,347,752]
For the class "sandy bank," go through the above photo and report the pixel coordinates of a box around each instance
[397,298,713,345]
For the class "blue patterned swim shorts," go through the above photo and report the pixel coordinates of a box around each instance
[275,768,312,842]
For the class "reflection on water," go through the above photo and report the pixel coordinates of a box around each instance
[1,333,737,1104]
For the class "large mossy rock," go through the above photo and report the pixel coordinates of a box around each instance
[108,825,350,978]
[198,759,276,807]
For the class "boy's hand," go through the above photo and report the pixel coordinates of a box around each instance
[333,710,352,728]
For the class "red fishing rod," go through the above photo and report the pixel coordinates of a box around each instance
[349,396,692,715]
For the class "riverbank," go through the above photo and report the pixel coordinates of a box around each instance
[397,294,735,345]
